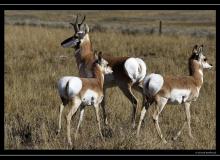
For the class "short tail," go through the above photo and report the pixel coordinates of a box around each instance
[65,81,70,98]
[136,58,147,83]
[143,73,164,98]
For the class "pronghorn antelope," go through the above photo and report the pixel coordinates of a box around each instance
[61,15,147,128]
[61,15,95,78]
[57,52,112,146]
[136,45,213,143]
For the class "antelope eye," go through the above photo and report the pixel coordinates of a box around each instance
[204,58,207,61]
[74,35,78,38]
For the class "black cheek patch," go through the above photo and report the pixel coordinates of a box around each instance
[191,53,200,61]
[195,54,200,61]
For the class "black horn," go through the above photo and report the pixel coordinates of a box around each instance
[75,14,79,25]
[79,15,86,27]
[80,16,86,25]
[71,14,79,32]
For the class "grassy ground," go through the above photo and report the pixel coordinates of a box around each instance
[4,10,216,150]
[5,10,216,37]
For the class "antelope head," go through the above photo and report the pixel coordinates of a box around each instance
[61,15,90,49]
[191,45,213,69]
[95,52,113,75]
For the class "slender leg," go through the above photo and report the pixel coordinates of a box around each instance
[74,105,85,140]
[173,102,192,140]
[57,103,64,134]
[152,96,168,144]
[101,87,108,126]
[173,122,186,141]
[185,102,193,138]
[136,106,146,137]
[57,97,68,135]
[136,97,152,137]
[94,104,104,140]
[66,97,81,146]
[119,84,138,129]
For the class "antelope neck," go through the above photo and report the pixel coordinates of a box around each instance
[189,59,203,87]
[93,64,104,89]
[74,35,95,76]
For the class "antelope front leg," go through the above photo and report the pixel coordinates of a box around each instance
[173,122,186,141]
[185,102,193,138]
[101,88,108,126]
[94,104,104,141]
[74,106,85,140]
[174,102,193,140]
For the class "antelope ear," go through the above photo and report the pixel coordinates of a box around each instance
[192,45,198,53]
[198,45,204,53]
[98,51,102,62]
[84,24,89,33]
[94,52,98,61]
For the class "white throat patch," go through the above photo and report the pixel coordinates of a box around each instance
[80,34,90,44]
[198,69,203,83]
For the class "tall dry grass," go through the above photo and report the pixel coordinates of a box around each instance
[5,10,216,37]
[4,24,216,150]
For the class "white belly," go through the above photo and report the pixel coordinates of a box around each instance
[81,89,102,106]
[168,89,191,104]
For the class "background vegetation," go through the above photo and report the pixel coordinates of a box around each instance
[4,10,216,150]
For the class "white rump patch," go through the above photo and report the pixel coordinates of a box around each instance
[58,76,82,99]
[169,89,191,104]
[143,73,164,97]
[124,57,147,84]
[81,89,98,106]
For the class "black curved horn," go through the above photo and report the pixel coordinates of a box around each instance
[79,15,86,27]
[69,15,78,32]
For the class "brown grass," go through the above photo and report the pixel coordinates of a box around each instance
[4,11,216,150]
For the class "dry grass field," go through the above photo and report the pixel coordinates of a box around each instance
[4,10,216,150]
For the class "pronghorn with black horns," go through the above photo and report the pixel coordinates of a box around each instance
[57,52,112,146]
[61,15,147,129]
[61,14,94,78]
[136,45,213,143]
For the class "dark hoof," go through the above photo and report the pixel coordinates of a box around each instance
[56,130,60,135]
[102,127,113,138]
[172,136,178,141]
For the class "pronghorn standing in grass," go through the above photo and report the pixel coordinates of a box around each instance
[136,45,213,143]
[61,15,94,78]
[57,52,112,146]
[61,15,147,128]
